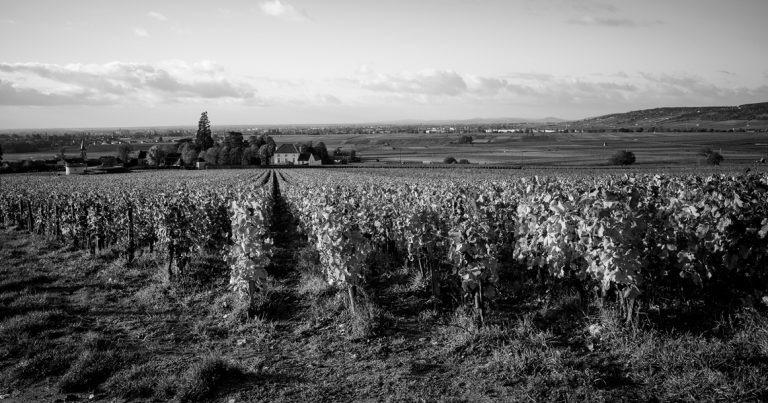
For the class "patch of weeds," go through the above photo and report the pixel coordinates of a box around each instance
[417,308,439,323]
[192,320,230,342]
[176,253,229,291]
[485,338,563,381]
[57,349,125,392]
[297,272,333,298]
[104,361,177,400]
[250,278,294,319]
[0,290,21,304]
[9,346,75,384]
[133,282,172,312]
[435,305,480,351]
[535,289,590,335]
[211,292,273,335]
[95,246,121,262]
[57,332,128,392]
[295,246,322,277]
[438,308,555,360]
[383,265,416,293]
[99,257,145,285]
[176,355,250,403]
[593,308,768,401]
[0,275,55,293]
[407,269,427,292]
[8,291,62,312]
[0,310,65,339]
[343,290,382,340]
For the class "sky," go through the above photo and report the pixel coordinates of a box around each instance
[1,0,767,129]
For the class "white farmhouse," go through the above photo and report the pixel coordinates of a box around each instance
[65,162,87,175]
[272,144,300,165]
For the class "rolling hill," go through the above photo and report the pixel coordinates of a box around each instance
[569,102,768,131]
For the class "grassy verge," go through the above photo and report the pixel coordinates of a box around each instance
[0,228,767,402]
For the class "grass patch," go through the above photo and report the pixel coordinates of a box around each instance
[103,361,177,400]
[10,346,75,384]
[57,349,125,392]
[344,292,382,340]
[8,291,62,311]
[56,332,128,392]
[176,355,249,403]
[250,278,294,319]
[297,272,333,298]
[0,310,65,338]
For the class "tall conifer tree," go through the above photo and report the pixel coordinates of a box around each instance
[196,111,214,150]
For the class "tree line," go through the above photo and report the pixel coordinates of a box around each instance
[143,112,330,167]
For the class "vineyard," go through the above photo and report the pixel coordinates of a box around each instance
[1,168,768,401]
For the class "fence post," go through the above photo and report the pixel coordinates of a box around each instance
[127,205,135,263]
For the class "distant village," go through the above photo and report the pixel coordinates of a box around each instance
[1,131,360,174]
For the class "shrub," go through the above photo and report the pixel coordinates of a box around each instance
[699,148,724,165]
[609,150,636,165]
[706,151,724,165]
[457,135,473,144]
[443,157,457,164]
[698,147,714,157]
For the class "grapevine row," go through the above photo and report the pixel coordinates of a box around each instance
[278,169,768,319]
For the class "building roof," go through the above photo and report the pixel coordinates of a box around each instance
[298,153,313,162]
[275,144,299,154]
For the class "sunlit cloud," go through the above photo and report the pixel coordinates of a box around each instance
[316,94,342,105]
[259,0,310,22]
[355,68,468,96]
[347,66,767,115]
[148,11,168,22]
[566,16,664,27]
[132,27,149,37]
[0,61,257,106]
[1,60,765,120]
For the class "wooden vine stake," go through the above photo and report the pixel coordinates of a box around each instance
[348,285,357,315]
[127,205,135,263]
[474,282,485,327]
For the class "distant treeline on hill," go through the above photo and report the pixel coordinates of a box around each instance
[573,102,768,130]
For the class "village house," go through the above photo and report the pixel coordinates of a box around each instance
[64,162,87,175]
[272,144,300,165]
[297,151,322,166]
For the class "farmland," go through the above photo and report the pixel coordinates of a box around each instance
[3,130,768,168]
[1,166,767,401]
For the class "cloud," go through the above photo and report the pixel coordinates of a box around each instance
[259,0,310,22]
[351,68,640,103]
[635,72,768,101]
[572,1,619,14]
[316,94,341,105]
[148,11,168,22]
[0,61,257,106]
[522,0,619,17]
[133,27,149,37]
[0,80,108,106]
[355,69,468,96]
[347,66,768,112]
[566,16,663,27]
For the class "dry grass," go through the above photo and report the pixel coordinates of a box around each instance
[1,227,768,402]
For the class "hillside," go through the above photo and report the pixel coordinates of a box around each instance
[569,102,768,131]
